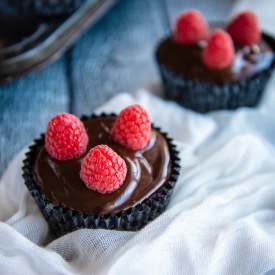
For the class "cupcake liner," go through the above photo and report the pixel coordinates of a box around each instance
[157,33,275,113]
[22,113,181,237]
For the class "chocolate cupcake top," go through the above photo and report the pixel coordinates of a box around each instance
[33,112,172,214]
[156,10,275,84]
[156,36,274,84]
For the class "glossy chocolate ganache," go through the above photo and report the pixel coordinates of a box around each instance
[156,35,274,84]
[33,116,171,214]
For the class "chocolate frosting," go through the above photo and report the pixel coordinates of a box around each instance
[156,36,274,84]
[33,116,171,214]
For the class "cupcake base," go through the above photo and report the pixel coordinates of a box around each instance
[159,62,274,113]
[22,115,181,237]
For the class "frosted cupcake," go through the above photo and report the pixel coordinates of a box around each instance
[23,105,181,236]
[156,10,275,112]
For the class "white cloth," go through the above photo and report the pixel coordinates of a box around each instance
[1,2,275,274]
[2,82,275,274]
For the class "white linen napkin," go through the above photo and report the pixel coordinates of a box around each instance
[1,79,275,274]
[1,2,275,274]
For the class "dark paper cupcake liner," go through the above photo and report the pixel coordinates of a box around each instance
[22,113,181,237]
[156,33,275,113]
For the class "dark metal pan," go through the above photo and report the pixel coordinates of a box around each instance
[0,0,118,83]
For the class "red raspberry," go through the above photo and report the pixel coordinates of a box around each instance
[111,105,151,151]
[45,113,88,161]
[80,145,127,194]
[227,11,260,45]
[175,9,209,44]
[202,29,235,69]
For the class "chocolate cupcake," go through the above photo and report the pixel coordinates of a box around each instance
[22,106,181,237]
[156,10,275,113]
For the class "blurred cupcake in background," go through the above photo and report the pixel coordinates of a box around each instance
[156,9,275,113]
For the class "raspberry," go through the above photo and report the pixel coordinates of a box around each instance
[45,113,88,161]
[227,11,260,45]
[80,145,127,194]
[174,9,209,44]
[202,29,235,69]
[111,105,151,151]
